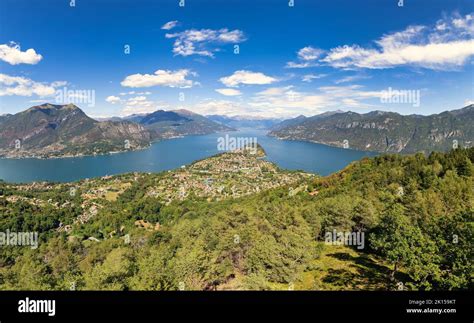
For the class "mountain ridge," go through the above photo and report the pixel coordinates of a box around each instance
[0,104,233,158]
[269,105,474,153]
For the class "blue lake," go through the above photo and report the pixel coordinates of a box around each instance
[0,129,376,183]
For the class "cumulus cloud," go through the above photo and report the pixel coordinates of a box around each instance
[320,13,474,70]
[215,88,242,96]
[104,94,165,116]
[105,95,121,104]
[250,86,331,116]
[161,20,179,30]
[0,74,64,97]
[286,46,324,68]
[219,70,277,87]
[298,46,324,60]
[0,42,43,65]
[165,28,246,57]
[121,69,197,88]
[121,96,164,115]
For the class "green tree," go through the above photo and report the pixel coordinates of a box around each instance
[369,204,440,289]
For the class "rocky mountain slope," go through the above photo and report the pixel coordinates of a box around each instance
[0,104,151,158]
[0,104,236,158]
[269,105,474,153]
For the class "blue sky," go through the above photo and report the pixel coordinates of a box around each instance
[0,0,473,118]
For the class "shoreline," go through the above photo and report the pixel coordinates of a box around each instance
[0,130,238,161]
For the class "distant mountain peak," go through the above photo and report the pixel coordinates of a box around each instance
[172,109,196,116]
[365,110,390,116]
[140,109,190,125]
[26,103,80,114]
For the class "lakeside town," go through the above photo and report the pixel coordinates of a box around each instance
[1,146,313,235]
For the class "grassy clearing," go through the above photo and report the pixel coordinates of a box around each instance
[295,244,408,290]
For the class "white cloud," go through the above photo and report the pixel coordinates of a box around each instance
[286,46,324,68]
[0,74,62,97]
[334,74,371,84]
[171,84,386,118]
[464,99,474,106]
[250,86,331,116]
[165,28,246,57]
[320,14,474,70]
[185,99,246,116]
[298,46,324,61]
[106,95,121,104]
[0,42,42,65]
[318,84,382,100]
[256,86,293,97]
[220,70,277,87]
[104,95,165,116]
[302,74,327,82]
[286,61,317,68]
[215,88,242,96]
[452,14,474,32]
[121,69,197,88]
[245,84,385,117]
[119,91,151,96]
[161,20,179,30]
[121,96,163,116]
[51,81,68,87]
[178,84,387,118]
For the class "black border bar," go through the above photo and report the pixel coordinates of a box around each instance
[0,291,472,322]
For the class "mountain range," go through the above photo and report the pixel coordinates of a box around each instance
[139,109,233,139]
[97,109,233,139]
[269,105,474,153]
[0,104,232,158]
[2,103,472,158]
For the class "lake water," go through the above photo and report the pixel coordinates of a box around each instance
[0,129,376,183]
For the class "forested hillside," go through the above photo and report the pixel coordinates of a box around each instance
[269,105,474,154]
[0,148,472,290]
